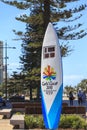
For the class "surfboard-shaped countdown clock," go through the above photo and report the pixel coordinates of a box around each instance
[41,22,63,129]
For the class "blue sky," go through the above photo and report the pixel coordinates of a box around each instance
[0,1,87,87]
[0,2,26,74]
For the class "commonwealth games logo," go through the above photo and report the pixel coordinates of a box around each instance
[43,65,56,81]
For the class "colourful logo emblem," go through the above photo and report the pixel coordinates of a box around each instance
[43,65,56,81]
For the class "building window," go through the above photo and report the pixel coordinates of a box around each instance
[50,53,55,57]
[44,48,47,52]
[44,53,49,58]
[48,47,55,52]
[43,46,55,59]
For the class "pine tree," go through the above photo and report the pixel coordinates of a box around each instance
[1,0,87,100]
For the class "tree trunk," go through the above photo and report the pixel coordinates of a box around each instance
[43,0,50,32]
[30,85,32,100]
[37,82,40,101]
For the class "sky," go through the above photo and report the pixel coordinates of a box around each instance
[0,2,27,74]
[0,1,87,87]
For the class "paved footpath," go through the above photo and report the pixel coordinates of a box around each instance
[0,102,13,130]
[0,118,13,130]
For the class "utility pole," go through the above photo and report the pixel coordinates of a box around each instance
[4,42,16,100]
[5,42,7,100]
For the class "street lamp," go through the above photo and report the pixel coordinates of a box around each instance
[4,42,16,100]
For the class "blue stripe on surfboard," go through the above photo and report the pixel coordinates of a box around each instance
[48,84,63,129]
[41,90,49,128]
[41,83,63,129]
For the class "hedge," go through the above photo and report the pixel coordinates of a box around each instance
[24,114,87,129]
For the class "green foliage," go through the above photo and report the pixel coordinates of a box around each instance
[76,79,87,92]
[0,0,30,9]
[24,115,45,129]
[15,112,22,115]
[7,72,26,95]
[64,85,75,96]
[24,114,87,129]
[59,115,87,129]
[0,92,3,96]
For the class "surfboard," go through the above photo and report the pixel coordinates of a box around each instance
[41,22,63,129]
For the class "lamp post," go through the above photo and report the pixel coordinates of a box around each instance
[4,42,16,100]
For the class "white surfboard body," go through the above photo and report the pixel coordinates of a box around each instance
[41,22,63,129]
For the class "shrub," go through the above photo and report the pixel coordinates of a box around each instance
[59,114,87,129]
[24,115,45,129]
[15,112,22,115]
[24,114,87,129]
